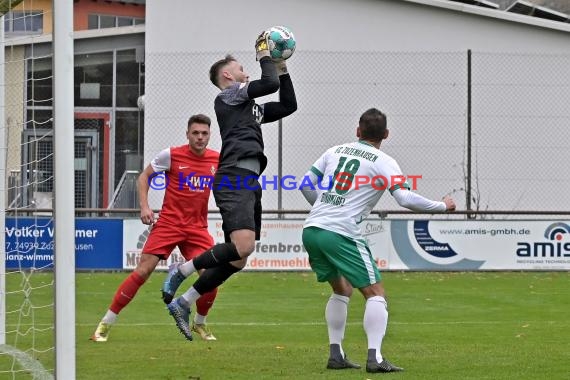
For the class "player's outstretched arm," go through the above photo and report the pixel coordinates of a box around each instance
[442,196,456,211]
[255,31,271,61]
[385,157,455,213]
[300,170,319,205]
[392,189,455,213]
[248,31,280,99]
[137,164,157,225]
[247,57,280,99]
[300,187,318,205]
[261,62,297,123]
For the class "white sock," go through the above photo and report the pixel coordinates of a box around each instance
[101,310,118,324]
[179,260,196,277]
[180,286,201,306]
[194,313,207,325]
[364,296,388,363]
[326,293,350,357]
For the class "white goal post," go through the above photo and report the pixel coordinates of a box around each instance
[1,1,75,378]
[53,0,76,378]
[0,12,6,348]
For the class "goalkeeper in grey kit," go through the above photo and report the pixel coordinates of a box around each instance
[162,31,298,340]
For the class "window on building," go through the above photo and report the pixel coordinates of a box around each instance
[87,14,145,29]
[26,57,53,108]
[25,46,145,209]
[117,17,133,27]
[74,52,114,107]
[4,11,43,34]
[116,49,144,108]
[115,111,143,188]
[87,14,98,29]
[100,15,116,28]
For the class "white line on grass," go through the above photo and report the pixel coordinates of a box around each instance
[79,320,565,327]
[0,344,54,380]
[6,320,565,328]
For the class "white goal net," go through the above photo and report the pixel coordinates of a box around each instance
[1,1,68,379]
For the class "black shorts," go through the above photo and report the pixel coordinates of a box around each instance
[213,167,262,242]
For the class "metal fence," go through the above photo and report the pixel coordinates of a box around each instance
[9,50,570,217]
[145,49,570,217]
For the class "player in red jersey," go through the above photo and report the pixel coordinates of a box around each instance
[91,114,220,342]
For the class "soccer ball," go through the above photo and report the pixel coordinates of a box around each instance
[267,26,296,61]
[137,94,145,110]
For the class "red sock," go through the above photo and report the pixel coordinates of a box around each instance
[109,272,146,314]
[195,287,218,317]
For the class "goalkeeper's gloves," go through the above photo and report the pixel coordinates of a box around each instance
[274,61,288,76]
[255,31,270,61]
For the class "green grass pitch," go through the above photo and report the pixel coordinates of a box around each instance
[3,271,570,379]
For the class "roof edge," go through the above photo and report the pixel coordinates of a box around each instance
[401,0,570,33]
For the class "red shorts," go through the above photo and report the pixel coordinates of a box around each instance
[142,221,214,261]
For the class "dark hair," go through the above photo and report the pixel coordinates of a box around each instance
[209,54,236,87]
[187,114,211,129]
[358,108,387,142]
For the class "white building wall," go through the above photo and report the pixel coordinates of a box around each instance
[147,0,570,53]
[144,0,570,212]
